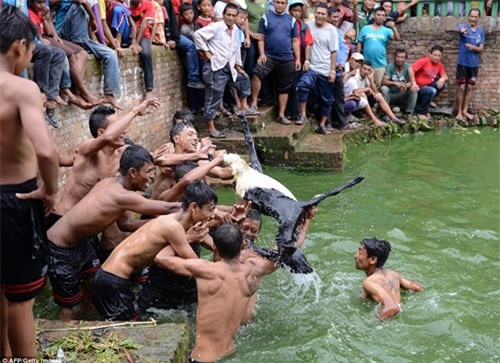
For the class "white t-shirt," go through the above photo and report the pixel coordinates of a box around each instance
[307,21,339,77]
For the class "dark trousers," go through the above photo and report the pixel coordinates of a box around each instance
[329,74,347,128]
[415,81,446,115]
[139,37,154,91]
[32,43,66,101]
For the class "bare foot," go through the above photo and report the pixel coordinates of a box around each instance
[373,119,385,127]
[463,111,474,121]
[46,99,57,109]
[80,91,102,107]
[102,94,123,110]
[68,94,93,109]
[144,91,154,101]
[55,95,68,106]
[455,113,464,121]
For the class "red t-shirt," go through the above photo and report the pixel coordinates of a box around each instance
[28,8,44,36]
[130,0,155,38]
[411,56,446,87]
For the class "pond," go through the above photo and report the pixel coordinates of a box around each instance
[36,127,499,363]
[216,127,499,363]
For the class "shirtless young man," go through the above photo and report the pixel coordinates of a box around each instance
[157,224,272,363]
[47,144,180,320]
[354,237,424,320]
[50,98,160,223]
[0,7,59,358]
[92,181,219,321]
[151,122,232,199]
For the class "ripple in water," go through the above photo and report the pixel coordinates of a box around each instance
[276,270,323,303]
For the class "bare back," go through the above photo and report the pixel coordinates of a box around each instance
[192,260,259,362]
[362,268,402,304]
[0,73,41,184]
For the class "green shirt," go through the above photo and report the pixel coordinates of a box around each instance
[246,0,268,33]
[385,62,410,93]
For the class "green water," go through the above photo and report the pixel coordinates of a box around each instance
[215,128,499,363]
[36,128,499,362]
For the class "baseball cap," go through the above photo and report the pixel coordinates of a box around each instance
[289,0,305,8]
[351,52,364,61]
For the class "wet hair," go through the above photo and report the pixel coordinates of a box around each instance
[119,144,153,176]
[169,121,195,144]
[172,109,195,124]
[362,60,373,67]
[245,209,262,228]
[213,224,243,259]
[223,2,239,14]
[361,237,392,268]
[469,8,480,16]
[430,44,444,53]
[181,180,218,210]
[179,3,194,15]
[394,48,408,57]
[0,6,38,54]
[174,161,199,182]
[89,105,116,137]
[328,6,340,16]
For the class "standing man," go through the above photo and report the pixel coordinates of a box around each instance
[355,0,376,41]
[380,48,418,116]
[0,7,59,358]
[357,6,399,89]
[456,8,484,122]
[296,4,338,134]
[156,224,272,362]
[408,45,448,120]
[193,3,250,138]
[354,237,424,320]
[248,0,301,125]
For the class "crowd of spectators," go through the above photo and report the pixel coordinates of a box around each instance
[0,0,486,133]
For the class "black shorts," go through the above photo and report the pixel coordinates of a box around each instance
[92,268,139,321]
[47,236,100,308]
[1,178,48,302]
[45,211,62,230]
[456,64,478,85]
[252,57,295,93]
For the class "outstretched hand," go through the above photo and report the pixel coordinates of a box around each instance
[185,221,210,243]
[133,97,161,116]
[230,199,252,223]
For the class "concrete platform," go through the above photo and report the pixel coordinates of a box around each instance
[37,319,189,363]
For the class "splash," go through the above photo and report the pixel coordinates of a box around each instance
[277,270,323,303]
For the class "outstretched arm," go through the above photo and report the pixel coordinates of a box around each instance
[155,247,213,277]
[399,273,424,292]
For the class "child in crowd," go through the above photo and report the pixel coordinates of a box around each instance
[195,0,214,29]
[179,2,196,40]
[343,27,356,57]
[285,0,313,121]
[152,0,176,49]
[129,0,155,99]
[105,0,139,58]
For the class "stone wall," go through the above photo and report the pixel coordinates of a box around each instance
[53,47,186,156]
[386,16,499,112]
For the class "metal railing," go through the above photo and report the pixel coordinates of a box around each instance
[356,1,499,18]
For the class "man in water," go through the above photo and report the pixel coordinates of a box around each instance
[0,7,59,357]
[157,224,271,362]
[354,237,424,320]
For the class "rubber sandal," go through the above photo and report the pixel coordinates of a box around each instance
[209,130,226,139]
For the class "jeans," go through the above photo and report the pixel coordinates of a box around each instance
[297,70,334,117]
[177,34,201,85]
[59,4,120,95]
[415,81,446,115]
[380,86,418,114]
[32,43,66,101]
[139,37,154,91]
[60,57,72,89]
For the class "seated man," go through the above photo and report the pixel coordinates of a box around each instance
[92,181,218,321]
[408,44,448,120]
[54,0,123,109]
[344,60,404,126]
[354,237,424,320]
[380,48,417,116]
[156,224,273,362]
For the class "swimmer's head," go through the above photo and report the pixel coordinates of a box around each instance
[174,161,200,182]
[89,105,116,137]
[182,180,218,213]
[239,210,262,245]
[361,237,392,268]
[213,224,243,259]
[172,109,195,124]
[119,144,153,176]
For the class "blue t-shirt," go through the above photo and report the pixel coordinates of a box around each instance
[54,0,74,33]
[358,25,393,68]
[457,23,484,68]
[109,3,131,44]
[258,10,298,61]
